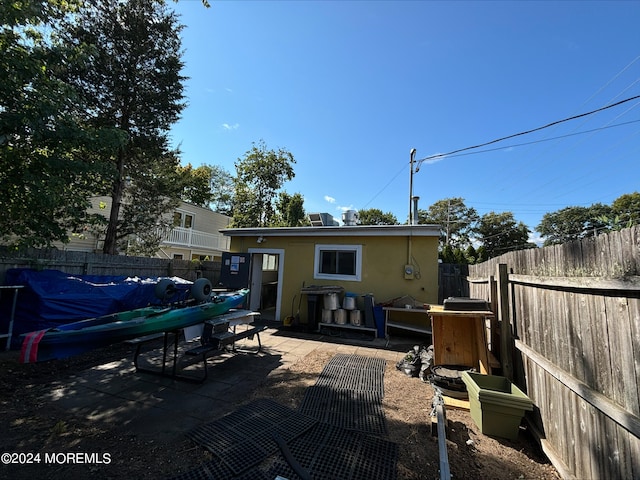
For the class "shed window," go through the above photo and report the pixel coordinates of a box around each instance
[314,244,362,281]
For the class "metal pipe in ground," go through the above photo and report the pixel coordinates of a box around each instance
[436,403,451,480]
[432,390,451,480]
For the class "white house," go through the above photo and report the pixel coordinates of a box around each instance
[54,196,231,261]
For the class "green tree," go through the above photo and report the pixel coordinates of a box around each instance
[537,206,589,246]
[66,0,187,254]
[439,245,476,264]
[357,208,399,225]
[232,140,296,227]
[231,182,261,228]
[177,164,214,207]
[584,203,613,236]
[207,164,235,215]
[118,150,182,255]
[464,245,478,264]
[417,197,479,250]
[439,244,455,263]
[476,211,533,259]
[537,203,612,246]
[0,0,112,248]
[610,192,640,229]
[274,192,307,227]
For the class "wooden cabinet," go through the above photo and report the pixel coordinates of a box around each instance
[428,307,494,374]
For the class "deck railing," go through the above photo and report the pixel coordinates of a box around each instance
[162,226,229,251]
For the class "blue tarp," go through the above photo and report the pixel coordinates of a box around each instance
[0,269,190,348]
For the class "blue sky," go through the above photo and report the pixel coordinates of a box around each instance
[168,1,640,242]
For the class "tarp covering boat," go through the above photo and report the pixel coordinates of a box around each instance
[0,268,191,347]
[18,288,249,363]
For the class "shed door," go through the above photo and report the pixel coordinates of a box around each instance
[248,248,284,322]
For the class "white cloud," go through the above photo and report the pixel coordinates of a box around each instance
[222,123,239,131]
[324,195,336,204]
[225,88,233,93]
[529,232,544,247]
[338,204,355,213]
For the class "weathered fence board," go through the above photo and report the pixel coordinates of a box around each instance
[468,225,640,480]
[438,263,469,303]
[0,248,223,286]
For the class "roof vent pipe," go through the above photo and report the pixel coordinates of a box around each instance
[412,196,420,225]
[342,210,359,226]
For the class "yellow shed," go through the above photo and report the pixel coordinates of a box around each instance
[220,224,440,330]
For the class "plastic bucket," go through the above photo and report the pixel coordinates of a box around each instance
[324,293,339,310]
[343,296,356,310]
[321,309,333,323]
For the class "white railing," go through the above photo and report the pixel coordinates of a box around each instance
[162,226,230,251]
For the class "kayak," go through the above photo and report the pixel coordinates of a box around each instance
[19,287,249,363]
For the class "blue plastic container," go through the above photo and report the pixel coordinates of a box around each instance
[373,305,385,338]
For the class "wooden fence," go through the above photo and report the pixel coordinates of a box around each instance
[0,248,223,285]
[438,263,470,303]
[468,226,640,480]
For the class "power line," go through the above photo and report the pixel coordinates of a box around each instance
[484,61,640,198]
[360,95,640,214]
[430,118,640,161]
[360,118,640,212]
[415,95,640,167]
[584,55,640,107]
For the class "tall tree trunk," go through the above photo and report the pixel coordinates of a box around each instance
[103,151,125,254]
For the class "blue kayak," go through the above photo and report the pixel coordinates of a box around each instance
[20,288,249,363]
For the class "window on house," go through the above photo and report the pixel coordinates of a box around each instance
[173,211,194,228]
[314,244,362,281]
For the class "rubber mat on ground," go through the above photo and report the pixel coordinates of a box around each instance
[261,421,398,480]
[299,386,387,436]
[175,355,397,479]
[173,421,398,480]
[168,458,234,480]
[299,353,388,435]
[184,398,317,476]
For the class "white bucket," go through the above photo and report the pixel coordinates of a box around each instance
[349,310,362,326]
[321,309,333,323]
[334,309,347,325]
[343,296,356,310]
[324,293,339,310]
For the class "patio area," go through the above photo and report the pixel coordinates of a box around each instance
[0,322,557,479]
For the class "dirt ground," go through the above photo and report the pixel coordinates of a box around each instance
[0,342,559,479]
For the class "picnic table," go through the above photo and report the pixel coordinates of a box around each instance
[126,309,265,383]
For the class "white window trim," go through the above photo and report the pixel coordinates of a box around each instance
[174,209,195,228]
[314,244,362,282]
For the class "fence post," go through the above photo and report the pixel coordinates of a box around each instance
[488,275,499,357]
[497,263,513,380]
